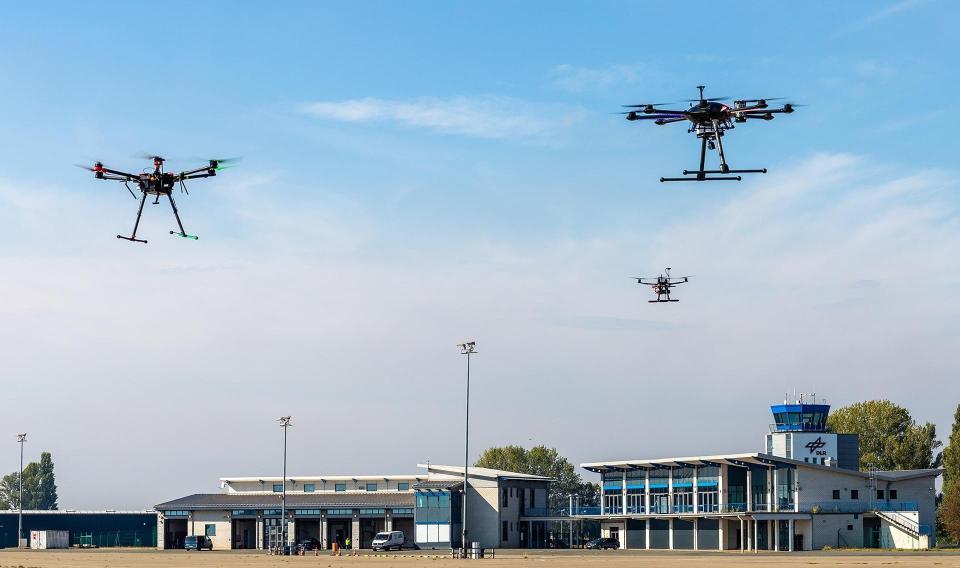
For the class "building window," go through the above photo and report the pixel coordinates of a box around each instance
[205,524,216,536]
[530,490,535,508]
[890,490,898,499]
[366,483,378,492]
[851,490,859,500]
[847,524,853,531]
[335,483,346,492]
[804,457,809,463]
[398,482,409,491]
[832,490,840,500]
[273,484,283,493]
[502,521,508,541]
[876,489,884,500]
[766,434,773,455]
[785,433,792,459]
[502,488,508,507]
[304,484,316,493]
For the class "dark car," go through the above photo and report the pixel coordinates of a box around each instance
[298,537,322,551]
[184,535,213,551]
[585,537,619,550]
[547,538,568,549]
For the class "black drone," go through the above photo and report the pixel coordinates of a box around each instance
[633,268,690,303]
[79,156,234,243]
[622,86,798,182]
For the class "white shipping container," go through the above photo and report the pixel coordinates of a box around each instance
[30,530,69,549]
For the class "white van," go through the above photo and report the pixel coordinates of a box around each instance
[371,531,405,551]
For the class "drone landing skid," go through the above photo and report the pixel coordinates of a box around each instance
[117,234,147,244]
[170,231,199,240]
[649,299,679,303]
[661,168,767,183]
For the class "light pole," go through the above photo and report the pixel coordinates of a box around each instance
[457,341,477,558]
[277,416,292,553]
[16,433,26,548]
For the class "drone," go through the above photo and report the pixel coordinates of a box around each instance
[621,86,798,182]
[633,268,690,303]
[78,155,234,243]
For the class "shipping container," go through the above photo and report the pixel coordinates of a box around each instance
[30,530,69,549]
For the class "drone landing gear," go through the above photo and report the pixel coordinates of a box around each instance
[660,130,767,182]
[166,193,198,241]
[649,299,679,303]
[118,192,149,244]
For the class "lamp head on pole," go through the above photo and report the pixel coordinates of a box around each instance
[16,433,26,443]
[277,416,292,428]
[457,341,477,355]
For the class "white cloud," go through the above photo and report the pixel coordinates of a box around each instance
[552,63,652,93]
[299,95,584,140]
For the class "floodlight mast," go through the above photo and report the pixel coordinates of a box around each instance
[457,341,477,558]
[16,433,26,548]
[278,416,292,553]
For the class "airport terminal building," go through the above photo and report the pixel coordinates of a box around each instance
[154,464,551,551]
[568,399,940,551]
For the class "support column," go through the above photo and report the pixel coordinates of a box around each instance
[788,519,794,552]
[740,518,744,551]
[693,518,698,550]
[622,473,627,515]
[754,518,759,553]
[321,515,328,549]
[600,479,606,516]
[352,516,360,550]
[668,468,674,515]
[718,464,727,512]
[774,520,780,551]
[746,519,752,551]
[256,515,263,550]
[693,468,699,514]
[644,470,651,516]
[746,468,753,512]
[668,518,674,550]
[718,519,725,551]
[288,518,296,545]
[385,512,392,532]
[772,468,779,511]
[645,518,650,550]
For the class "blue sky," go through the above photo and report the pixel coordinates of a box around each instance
[1,1,958,508]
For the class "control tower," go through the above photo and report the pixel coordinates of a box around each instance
[764,394,859,470]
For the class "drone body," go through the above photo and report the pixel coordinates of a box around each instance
[633,268,690,303]
[622,86,798,182]
[80,156,232,243]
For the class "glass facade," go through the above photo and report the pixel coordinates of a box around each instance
[696,466,719,512]
[751,465,769,511]
[776,466,795,511]
[649,469,669,514]
[727,467,747,512]
[672,467,694,513]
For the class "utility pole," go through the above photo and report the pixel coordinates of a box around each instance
[277,416,292,554]
[457,341,477,558]
[16,433,26,548]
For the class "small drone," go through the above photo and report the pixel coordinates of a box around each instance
[633,268,690,303]
[78,155,235,243]
[621,86,798,182]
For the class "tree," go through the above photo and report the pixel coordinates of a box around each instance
[939,404,960,542]
[0,472,19,509]
[0,452,58,510]
[827,400,942,471]
[35,453,58,510]
[475,444,591,508]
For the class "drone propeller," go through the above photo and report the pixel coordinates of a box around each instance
[208,157,241,170]
[684,96,729,103]
[735,97,786,104]
[621,102,677,108]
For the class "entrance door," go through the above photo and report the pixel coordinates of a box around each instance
[609,526,620,547]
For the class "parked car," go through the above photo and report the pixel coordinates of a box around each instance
[298,537,322,551]
[547,538,568,549]
[585,537,619,550]
[371,531,405,551]
[184,535,213,551]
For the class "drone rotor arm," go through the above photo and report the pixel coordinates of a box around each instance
[178,172,215,180]
[99,167,140,180]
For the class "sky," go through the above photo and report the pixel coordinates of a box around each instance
[0,0,958,509]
